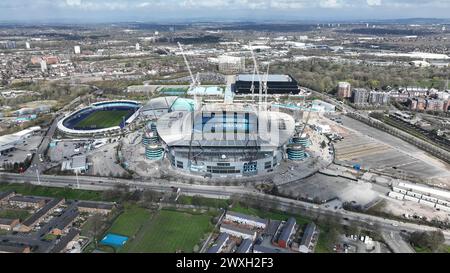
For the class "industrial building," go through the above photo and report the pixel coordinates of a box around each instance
[156,103,295,177]
[0,126,41,155]
[234,74,299,95]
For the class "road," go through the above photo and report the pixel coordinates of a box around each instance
[382,231,415,253]
[2,172,450,250]
[25,114,63,175]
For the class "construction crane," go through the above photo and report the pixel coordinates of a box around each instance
[177,42,200,171]
[177,42,200,93]
[263,62,270,111]
[249,43,262,110]
[298,104,312,139]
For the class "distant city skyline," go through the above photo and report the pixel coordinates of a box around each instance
[0,0,450,23]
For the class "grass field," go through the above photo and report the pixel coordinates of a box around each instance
[120,209,213,253]
[107,205,151,237]
[177,195,230,209]
[0,183,111,201]
[0,209,30,221]
[74,110,132,129]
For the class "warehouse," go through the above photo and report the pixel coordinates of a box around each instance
[234,74,299,95]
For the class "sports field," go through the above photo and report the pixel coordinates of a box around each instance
[106,207,213,253]
[107,205,150,237]
[74,110,132,129]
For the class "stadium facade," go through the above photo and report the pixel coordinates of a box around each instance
[156,103,295,177]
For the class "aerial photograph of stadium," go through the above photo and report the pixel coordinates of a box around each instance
[0,0,450,268]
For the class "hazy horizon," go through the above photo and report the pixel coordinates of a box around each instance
[0,1,450,24]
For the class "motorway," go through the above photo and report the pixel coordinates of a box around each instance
[2,172,450,250]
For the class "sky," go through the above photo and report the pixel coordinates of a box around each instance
[0,0,449,23]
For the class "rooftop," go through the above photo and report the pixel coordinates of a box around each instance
[236,74,294,83]
[220,223,256,236]
[300,222,317,247]
[23,198,63,226]
[0,218,18,225]
[9,195,48,204]
[207,232,229,253]
[236,238,253,253]
[226,211,268,225]
[278,217,296,243]
[76,201,115,210]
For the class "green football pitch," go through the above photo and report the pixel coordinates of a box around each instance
[74,110,132,129]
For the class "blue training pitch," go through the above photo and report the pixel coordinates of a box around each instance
[100,233,128,247]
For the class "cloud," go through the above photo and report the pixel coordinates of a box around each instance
[1,0,450,22]
[320,0,343,8]
[65,0,81,7]
[367,0,382,6]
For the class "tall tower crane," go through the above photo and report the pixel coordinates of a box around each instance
[177,42,201,171]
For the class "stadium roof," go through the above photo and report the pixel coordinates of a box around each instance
[157,103,295,148]
[236,74,294,82]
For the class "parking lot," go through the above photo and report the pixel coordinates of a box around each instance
[0,135,43,165]
[48,140,89,163]
[333,115,450,184]
[278,173,385,207]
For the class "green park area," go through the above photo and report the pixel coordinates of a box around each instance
[0,208,30,221]
[101,205,214,253]
[74,110,132,129]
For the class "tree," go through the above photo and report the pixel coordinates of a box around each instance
[143,190,160,203]
[409,230,445,252]
[91,214,103,247]
[191,195,203,206]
